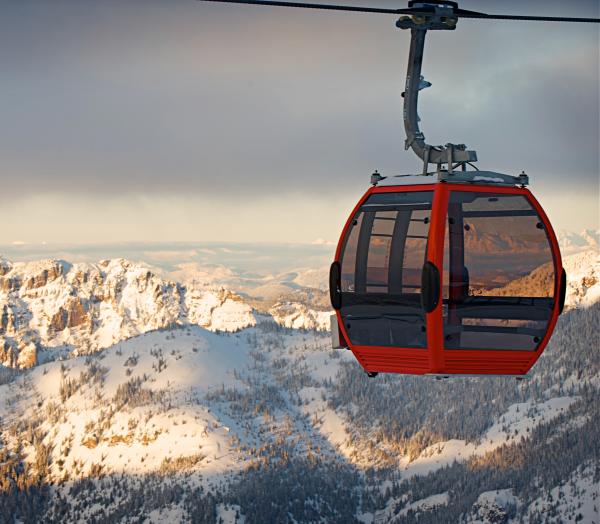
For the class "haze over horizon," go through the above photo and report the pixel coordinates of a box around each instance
[1,0,598,245]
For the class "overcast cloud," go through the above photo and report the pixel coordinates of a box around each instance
[0,0,598,244]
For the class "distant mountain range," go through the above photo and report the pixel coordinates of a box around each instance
[557,229,599,256]
[0,229,597,370]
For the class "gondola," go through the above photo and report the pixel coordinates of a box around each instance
[199,0,598,376]
[329,174,565,376]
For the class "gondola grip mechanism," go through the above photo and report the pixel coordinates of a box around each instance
[398,2,478,171]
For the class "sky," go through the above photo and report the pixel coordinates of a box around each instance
[0,0,598,250]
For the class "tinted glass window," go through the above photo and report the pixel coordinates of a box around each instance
[366,210,394,293]
[339,191,433,348]
[341,214,362,292]
[443,191,555,351]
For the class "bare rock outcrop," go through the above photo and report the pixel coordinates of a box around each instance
[50,298,90,332]
[22,260,66,290]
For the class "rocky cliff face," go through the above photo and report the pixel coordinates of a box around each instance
[0,258,257,368]
[0,257,332,369]
[3,248,594,369]
[268,302,331,331]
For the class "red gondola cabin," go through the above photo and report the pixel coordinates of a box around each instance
[330,175,566,377]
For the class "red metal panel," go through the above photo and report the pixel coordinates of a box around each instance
[426,184,448,373]
[444,350,534,375]
[352,346,430,374]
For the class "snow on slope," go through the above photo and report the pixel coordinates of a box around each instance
[269,302,331,331]
[0,327,253,482]
[0,301,597,522]
[563,249,600,308]
[185,285,255,332]
[368,492,450,523]
[522,461,600,523]
[467,489,520,524]
[0,323,357,491]
[398,397,578,479]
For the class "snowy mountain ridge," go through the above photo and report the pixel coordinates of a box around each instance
[562,249,600,308]
[0,257,329,369]
[2,246,598,370]
[0,238,598,521]
[557,228,599,256]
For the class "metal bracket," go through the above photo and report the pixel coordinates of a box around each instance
[422,145,431,175]
[396,1,460,31]
[438,170,529,186]
[370,170,386,186]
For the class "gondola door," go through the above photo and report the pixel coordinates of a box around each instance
[440,185,562,375]
[334,185,437,374]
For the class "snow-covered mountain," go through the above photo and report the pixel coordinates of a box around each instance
[0,300,598,523]
[2,243,597,371]
[557,229,599,256]
[268,301,331,331]
[562,249,600,308]
[3,247,598,370]
[0,257,331,369]
[0,247,598,523]
[0,258,255,368]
